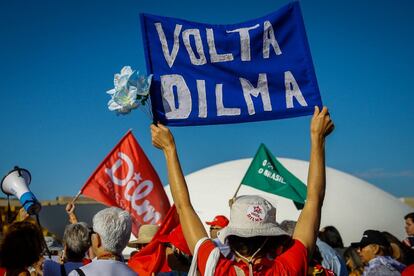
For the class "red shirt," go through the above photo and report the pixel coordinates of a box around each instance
[197,239,308,275]
[82,258,92,265]
[402,264,414,276]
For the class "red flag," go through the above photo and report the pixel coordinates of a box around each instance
[80,130,170,235]
[128,205,181,274]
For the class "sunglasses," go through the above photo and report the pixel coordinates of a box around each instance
[357,244,372,251]
[210,227,221,230]
[88,227,96,239]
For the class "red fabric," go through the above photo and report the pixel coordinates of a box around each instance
[128,205,181,274]
[313,264,335,276]
[402,264,414,276]
[0,267,5,276]
[82,258,92,265]
[158,224,191,255]
[80,130,170,235]
[197,239,308,276]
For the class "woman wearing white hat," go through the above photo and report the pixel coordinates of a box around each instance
[151,106,334,276]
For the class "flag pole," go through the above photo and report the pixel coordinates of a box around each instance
[230,183,242,207]
[232,183,242,198]
[71,191,82,205]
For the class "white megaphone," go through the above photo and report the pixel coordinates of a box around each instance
[1,166,41,215]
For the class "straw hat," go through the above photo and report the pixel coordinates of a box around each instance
[128,224,159,248]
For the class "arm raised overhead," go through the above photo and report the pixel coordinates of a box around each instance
[293,106,334,255]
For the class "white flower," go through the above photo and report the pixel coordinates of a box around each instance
[114,66,134,92]
[136,74,153,96]
[107,86,138,114]
[106,66,152,115]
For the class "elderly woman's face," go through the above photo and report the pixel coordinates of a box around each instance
[357,244,376,264]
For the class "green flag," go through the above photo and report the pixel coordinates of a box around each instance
[241,144,307,209]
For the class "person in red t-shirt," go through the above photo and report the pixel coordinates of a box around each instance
[402,264,414,276]
[206,215,229,239]
[151,106,334,276]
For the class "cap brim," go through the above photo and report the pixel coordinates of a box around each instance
[350,241,370,249]
[127,240,144,248]
[217,223,289,244]
[127,242,138,248]
[127,237,153,248]
[205,221,215,226]
[48,246,64,251]
[350,242,361,248]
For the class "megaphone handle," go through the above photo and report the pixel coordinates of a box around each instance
[20,199,39,215]
[35,214,52,259]
[6,195,12,224]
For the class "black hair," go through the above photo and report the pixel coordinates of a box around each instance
[0,221,45,270]
[381,231,414,265]
[164,242,193,272]
[405,213,414,221]
[344,246,364,273]
[309,245,323,266]
[227,235,290,258]
[318,225,344,248]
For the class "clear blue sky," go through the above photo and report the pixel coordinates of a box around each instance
[1,0,413,200]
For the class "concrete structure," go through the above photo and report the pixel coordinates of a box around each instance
[401,197,414,208]
[165,158,414,245]
[0,196,105,240]
[2,158,412,256]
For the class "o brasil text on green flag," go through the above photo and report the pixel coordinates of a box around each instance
[241,144,307,209]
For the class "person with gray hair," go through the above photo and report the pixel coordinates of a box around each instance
[43,222,91,275]
[68,207,136,276]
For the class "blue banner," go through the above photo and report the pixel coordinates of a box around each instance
[141,2,322,126]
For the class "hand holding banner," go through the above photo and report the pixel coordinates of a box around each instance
[141,2,321,126]
[80,131,170,235]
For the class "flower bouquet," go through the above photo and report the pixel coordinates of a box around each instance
[107,66,153,118]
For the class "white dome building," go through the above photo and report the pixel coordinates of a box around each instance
[165,158,413,246]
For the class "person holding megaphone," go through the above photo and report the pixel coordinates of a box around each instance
[1,166,41,216]
[0,166,56,276]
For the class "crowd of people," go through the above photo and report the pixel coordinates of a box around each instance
[1,107,414,276]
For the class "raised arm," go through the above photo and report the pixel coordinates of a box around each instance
[293,106,334,255]
[66,202,78,224]
[151,124,208,254]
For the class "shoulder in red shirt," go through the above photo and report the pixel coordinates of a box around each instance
[197,239,308,276]
[402,264,414,276]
